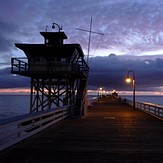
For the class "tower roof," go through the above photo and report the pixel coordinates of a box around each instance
[40,32,67,39]
[15,43,84,58]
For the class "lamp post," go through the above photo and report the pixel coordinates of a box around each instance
[125,70,136,109]
[98,86,103,101]
[52,23,62,32]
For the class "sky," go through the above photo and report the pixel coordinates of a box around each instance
[1,0,163,94]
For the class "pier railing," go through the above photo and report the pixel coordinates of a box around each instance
[125,99,163,120]
[0,105,71,151]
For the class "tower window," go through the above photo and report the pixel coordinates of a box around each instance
[45,39,49,44]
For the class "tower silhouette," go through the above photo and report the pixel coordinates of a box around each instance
[11,23,89,116]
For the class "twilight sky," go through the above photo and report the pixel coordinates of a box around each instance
[1,0,163,94]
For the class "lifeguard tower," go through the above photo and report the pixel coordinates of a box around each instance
[11,23,89,117]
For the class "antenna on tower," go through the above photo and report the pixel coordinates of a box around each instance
[45,25,48,32]
[76,17,104,64]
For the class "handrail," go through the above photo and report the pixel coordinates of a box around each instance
[124,99,163,120]
[11,57,89,76]
[0,105,71,151]
[11,58,28,72]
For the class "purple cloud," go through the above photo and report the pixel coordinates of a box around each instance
[1,0,163,92]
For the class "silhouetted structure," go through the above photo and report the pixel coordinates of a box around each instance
[11,23,89,116]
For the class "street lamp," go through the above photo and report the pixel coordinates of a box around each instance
[52,23,62,32]
[98,86,103,101]
[125,70,136,109]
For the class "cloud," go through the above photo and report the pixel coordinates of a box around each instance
[0,68,30,88]
[1,0,163,58]
[0,20,18,52]
[88,54,163,91]
[1,0,163,92]
[1,54,163,93]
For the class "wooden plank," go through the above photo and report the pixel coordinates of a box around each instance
[0,97,163,162]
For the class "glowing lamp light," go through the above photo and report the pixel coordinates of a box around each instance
[126,78,132,83]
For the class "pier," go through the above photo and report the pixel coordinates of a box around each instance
[0,96,163,162]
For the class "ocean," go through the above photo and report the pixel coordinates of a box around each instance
[0,95,163,120]
[0,95,30,120]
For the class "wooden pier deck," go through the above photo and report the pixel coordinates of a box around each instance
[0,97,163,162]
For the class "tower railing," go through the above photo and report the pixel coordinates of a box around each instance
[11,58,28,72]
[11,57,89,77]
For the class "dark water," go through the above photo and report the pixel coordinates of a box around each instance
[0,95,30,120]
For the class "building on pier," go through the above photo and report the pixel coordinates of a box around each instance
[11,23,89,116]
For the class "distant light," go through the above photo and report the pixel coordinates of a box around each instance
[99,87,103,91]
[112,89,116,93]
